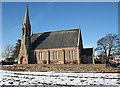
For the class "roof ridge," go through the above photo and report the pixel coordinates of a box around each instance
[53,28,79,32]
[32,28,79,35]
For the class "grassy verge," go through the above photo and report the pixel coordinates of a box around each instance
[0,64,120,73]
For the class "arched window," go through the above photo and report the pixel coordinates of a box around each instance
[40,52,44,60]
[22,28,24,35]
[53,51,58,60]
[70,50,74,59]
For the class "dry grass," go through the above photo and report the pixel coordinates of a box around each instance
[1,64,120,73]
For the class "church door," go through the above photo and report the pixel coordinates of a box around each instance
[21,57,27,64]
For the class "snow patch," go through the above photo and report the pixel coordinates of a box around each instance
[0,70,119,86]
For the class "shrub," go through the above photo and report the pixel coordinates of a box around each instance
[66,60,78,64]
[72,60,78,64]
[43,60,47,64]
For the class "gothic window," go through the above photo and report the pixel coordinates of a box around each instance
[53,51,58,60]
[22,27,24,35]
[70,50,74,59]
[40,52,44,60]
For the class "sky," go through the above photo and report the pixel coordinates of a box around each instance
[1,2,118,60]
[118,1,120,55]
[0,2,2,60]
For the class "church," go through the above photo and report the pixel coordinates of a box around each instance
[18,6,94,64]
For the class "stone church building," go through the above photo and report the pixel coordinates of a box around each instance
[18,6,94,64]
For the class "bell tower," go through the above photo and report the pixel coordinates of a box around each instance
[18,5,34,64]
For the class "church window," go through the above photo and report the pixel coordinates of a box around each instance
[70,50,74,59]
[53,51,58,60]
[39,52,44,60]
[22,28,24,35]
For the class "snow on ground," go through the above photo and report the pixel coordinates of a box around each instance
[0,70,120,86]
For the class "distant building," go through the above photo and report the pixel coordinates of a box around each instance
[18,6,94,64]
[109,55,120,64]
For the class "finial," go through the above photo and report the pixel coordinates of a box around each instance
[23,2,30,25]
[27,3,28,8]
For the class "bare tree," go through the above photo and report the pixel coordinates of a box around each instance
[2,44,14,61]
[116,35,120,54]
[95,34,118,67]
[96,34,118,57]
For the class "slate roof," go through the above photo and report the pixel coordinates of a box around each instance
[31,29,81,50]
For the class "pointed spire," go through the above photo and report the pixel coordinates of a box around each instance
[23,4,30,25]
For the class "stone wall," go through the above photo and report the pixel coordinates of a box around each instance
[35,47,80,64]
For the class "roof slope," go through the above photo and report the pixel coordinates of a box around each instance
[31,29,80,50]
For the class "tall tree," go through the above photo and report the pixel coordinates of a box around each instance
[116,35,120,54]
[12,39,21,60]
[2,44,14,61]
[96,34,118,58]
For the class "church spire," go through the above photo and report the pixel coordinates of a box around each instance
[19,4,34,64]
[22,4,31,37]
[23,5,30,25]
